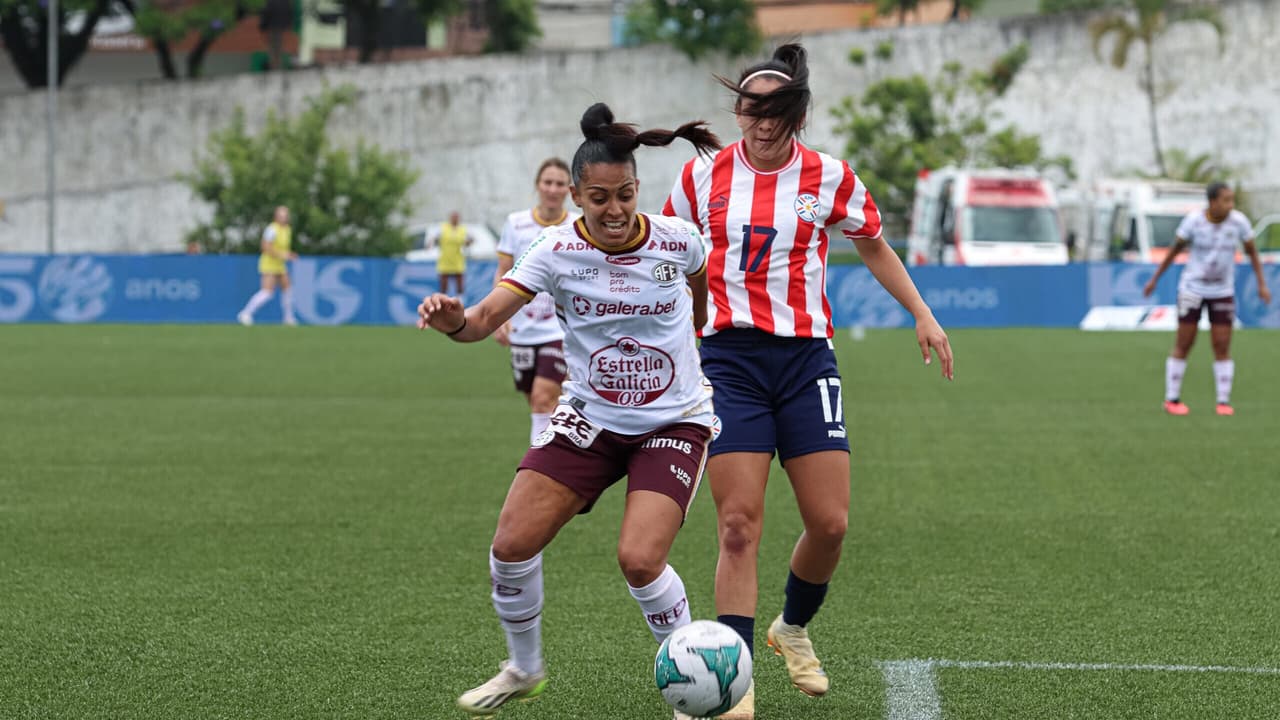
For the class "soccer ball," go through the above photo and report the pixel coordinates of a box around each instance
[654,621,752,718]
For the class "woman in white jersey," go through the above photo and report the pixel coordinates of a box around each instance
[492,158,576,444]
[418,103,721,719]
[1143,182,1270,416]
[663,44,953,718]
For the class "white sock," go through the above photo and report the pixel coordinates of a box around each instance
[490,550,544,675]
[281,289,295,321]
[529,413,551,445]
[628,564,690,644]
[1214,359,1234,404]
[242,289,273,316]
[1165,357,1187,402]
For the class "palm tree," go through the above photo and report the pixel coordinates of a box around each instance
[1089,0,1225,176]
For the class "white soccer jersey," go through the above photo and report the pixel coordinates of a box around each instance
[663,139,882,338]
[497,208,577,346]
[499,213,713,436]
[1176,209,1253,298]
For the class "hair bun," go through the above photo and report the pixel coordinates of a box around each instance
[580,103,615,140]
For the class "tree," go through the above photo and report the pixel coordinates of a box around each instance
[121,0,264,80]
[624,0,761,61]
[0,0,114,87]
[483,0,539,52]
[1089,0,1225,176]
[831,45,1072,232]
[185,85,421,257]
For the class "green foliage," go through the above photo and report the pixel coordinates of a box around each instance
[623,0,762,60]
[483,0,541,52]
[832,44,1071,231]
[874,39,895,60]
[184,86,419,257]
[131,0,259,43]
[847,47,867,66]
[127,0,264,78]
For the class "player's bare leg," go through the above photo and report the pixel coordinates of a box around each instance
[708,452,771,719]
[765,450,848,697]
[710,452,772,620]
[618,489,690,643]
[1165,322,1198,415]
[1210,322,1234,414]
[458,470,585,716]
[527,376,560,443]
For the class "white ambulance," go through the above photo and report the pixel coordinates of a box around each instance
[907,167,1068,266]
[1088,178,1205,263]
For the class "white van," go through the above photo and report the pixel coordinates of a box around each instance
[1088,178,1204,263]
[907,167,1068,266]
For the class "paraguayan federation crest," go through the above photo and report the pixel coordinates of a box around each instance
[794,193,820,223]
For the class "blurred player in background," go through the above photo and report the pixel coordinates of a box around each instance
[436,211,472,296]
[664,43,952,718]
[418,102,719,720]
[1144,181,1270,416]
[493,159,576,444]
[237,205,298,326]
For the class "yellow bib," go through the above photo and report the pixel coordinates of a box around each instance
[259,222,293,275]
[437,223,468,273]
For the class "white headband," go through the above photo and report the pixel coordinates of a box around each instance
[740,69,793,89]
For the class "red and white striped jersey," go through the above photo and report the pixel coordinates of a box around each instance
[663,139,882,338]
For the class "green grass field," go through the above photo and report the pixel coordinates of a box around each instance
[3,325,1278,719]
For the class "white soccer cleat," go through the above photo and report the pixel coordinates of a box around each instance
[283,315,298,326]
[767,615,829,696]
[456,661,547,716]
[236,311,253,326]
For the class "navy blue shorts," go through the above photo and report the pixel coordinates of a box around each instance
[699,328,849,460]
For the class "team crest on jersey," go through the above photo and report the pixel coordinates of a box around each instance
[652,261,680,286]
[794,193,820,223]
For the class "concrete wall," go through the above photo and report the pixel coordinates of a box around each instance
[2,0,1277,253]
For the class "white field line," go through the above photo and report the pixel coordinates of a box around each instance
[879,658,1280,720]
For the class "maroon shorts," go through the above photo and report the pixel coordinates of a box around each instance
[519,406,710,518]
[510,342,567,394]
[1177,292,1234,325]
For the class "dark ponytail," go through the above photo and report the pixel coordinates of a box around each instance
[716,43,811,140]
[571,102,721,184]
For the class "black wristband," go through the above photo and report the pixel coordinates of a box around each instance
[445,317,468,337]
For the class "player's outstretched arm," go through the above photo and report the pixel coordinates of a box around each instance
[853,235,954,380]
[417,287,525,342]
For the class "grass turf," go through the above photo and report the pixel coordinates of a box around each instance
[1,325,1277,719]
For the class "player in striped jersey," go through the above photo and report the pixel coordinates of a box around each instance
[418,103,721,719]
[493,158,576,444]
[664,44,953,718]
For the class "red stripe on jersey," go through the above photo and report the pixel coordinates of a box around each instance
[681,162,703,232]
[786,149,826,337]
[826,164,858,230]
[856,183,883,240]
[746,170,778,333]
[706,152,737,334]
